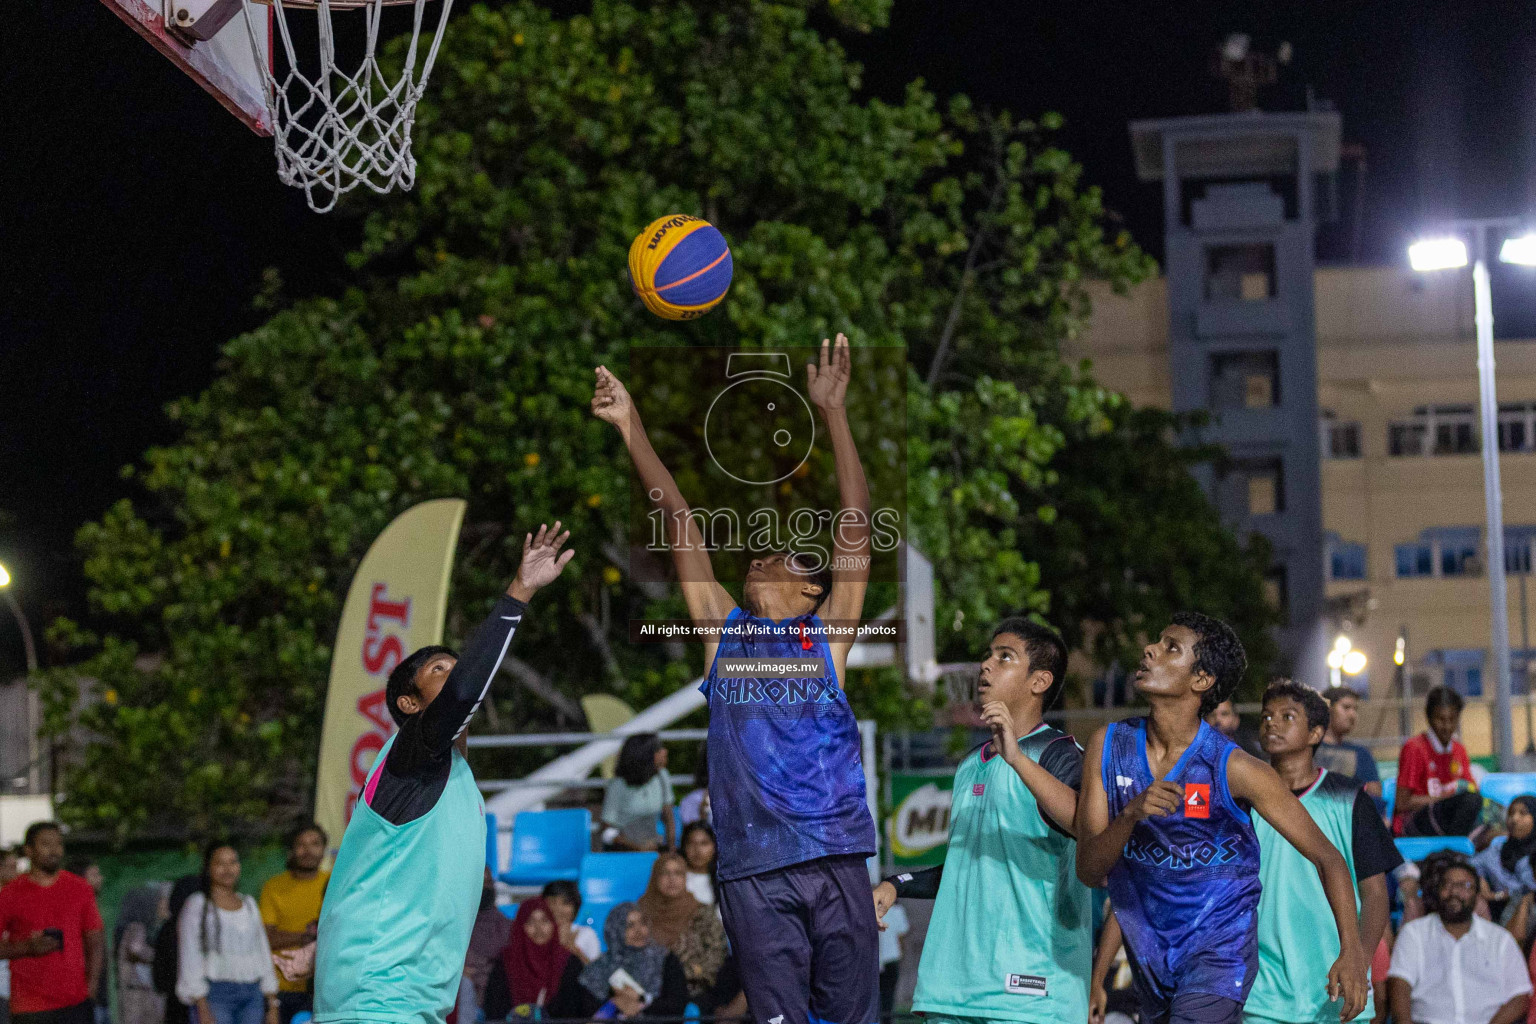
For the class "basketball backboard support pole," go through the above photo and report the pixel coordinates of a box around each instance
[98,0,273,136]
[903,542,937,687]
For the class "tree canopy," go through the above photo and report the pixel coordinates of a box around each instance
[39,0,1274,840]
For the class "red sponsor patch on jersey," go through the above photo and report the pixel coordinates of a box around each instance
[1184,782,1211,819]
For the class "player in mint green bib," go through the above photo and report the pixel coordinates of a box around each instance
[1243,681,1400,1024]
[873,618,1089,1024]
[314,523,574,1024]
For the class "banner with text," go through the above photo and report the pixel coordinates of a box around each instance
[887,771,954,867]
[314,499,466,848]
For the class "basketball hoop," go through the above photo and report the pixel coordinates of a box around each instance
[237,0,455,212]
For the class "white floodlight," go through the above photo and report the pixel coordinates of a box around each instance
[1500,234,1536,267]
[1342,650,1368,675]
[1409,237,1469,272]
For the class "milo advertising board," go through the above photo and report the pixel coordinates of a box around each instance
[887,772,954,866]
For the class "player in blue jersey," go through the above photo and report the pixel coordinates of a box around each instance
[1075,613,1369,1024]
[313,523,574,1024]
[593,335,879,1024]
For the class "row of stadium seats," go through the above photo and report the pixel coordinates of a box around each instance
[486,810,660,950]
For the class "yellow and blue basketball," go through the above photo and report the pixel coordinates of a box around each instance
[628,215,733,320]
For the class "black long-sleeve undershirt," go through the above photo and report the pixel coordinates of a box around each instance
[366,594,528,825]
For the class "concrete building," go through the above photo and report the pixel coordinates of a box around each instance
[1125,111,1342,679]
[1072,265,1536,721]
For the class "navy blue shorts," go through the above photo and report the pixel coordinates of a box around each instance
[1136,991,1243,1024]
[717,854,879,1024]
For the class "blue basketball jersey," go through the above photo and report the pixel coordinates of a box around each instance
[701,607,877,881]
[1102,718,1262,1005]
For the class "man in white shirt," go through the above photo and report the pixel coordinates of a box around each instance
[1389,858,1531,1024]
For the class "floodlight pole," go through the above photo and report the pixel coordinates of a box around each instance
[1469,220,1514,768]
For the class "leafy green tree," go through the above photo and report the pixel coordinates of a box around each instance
[38,0,1269,840]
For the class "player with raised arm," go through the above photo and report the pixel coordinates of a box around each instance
[1075,613,1369,1024]
[312,524,574,1024]
[872,618,1090,1024]
[592,335,879,1024]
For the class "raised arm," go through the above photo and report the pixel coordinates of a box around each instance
[389,523,572,774]
[980,701,1079,836]
[593,366,735,665]
[1074,725,1183,888]
[805,335,871,674]
[1228,750,1368,1021]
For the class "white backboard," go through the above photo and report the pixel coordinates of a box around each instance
[99,0,272,136]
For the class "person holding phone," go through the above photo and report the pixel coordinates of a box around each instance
[0,823,105,1024]
[547,904,687,1019]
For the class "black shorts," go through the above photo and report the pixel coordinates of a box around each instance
[13,1002,93,1024]
[718,854,879,1024]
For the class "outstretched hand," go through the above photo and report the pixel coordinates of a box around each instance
[806,333,851,411]
[591,365,635,430]
[509,522,575,601]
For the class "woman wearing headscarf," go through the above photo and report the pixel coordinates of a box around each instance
[548,903,687,1019]
[118,883,173,1024]
[497,898,569,1013]
[637,854,743,1015]
[1475,796,1536,924]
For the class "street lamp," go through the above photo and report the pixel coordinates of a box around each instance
[1328,634,1368,689]
[0,563,36,675]
[1409,218,1528,768]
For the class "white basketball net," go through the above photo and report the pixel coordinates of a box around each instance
[239,0,454,213]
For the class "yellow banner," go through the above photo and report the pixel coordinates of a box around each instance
[314,499,466,847]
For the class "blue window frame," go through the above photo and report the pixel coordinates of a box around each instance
[1435,528,1480,576]
[1327,534,1367,581]
[1395,528,1482,578]
[1395,543,1433,578]
[1427,649,1486,697]
[1507,527,1536,575]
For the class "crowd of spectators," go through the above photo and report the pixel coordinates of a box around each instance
[20,691,1536,1024]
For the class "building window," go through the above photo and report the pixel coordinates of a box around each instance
[1500,403,1536,453]
[1388,406,1479,456]
[1321,410,1361,459]
[1427,649,1486,697]
[1264,565,1289,621]
[1216,458,1285,520]
[1395,528,1482,578]
[1326,534,1367,581]
[1211,351,1280,410]
[1205,243,1276,302]
[1507,527,1535,574]
[1395,542,1433,578]
[1439,529,1480,576]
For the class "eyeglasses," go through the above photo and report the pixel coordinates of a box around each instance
[1439,879,1477,894]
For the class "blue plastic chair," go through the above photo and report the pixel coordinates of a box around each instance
[497,902,519,921]
[1381,779,1396,820]
[578,851,659,949]
[1479,773,1536,808]
[500,809,592,886]
[1395,836,1475,863]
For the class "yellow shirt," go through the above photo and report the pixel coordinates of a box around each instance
[259,870,329,992]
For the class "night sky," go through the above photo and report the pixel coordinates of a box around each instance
[5,0,1536,671]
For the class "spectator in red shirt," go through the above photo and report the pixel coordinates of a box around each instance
[0,823,105,1024]
[1395,686,1483,837]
